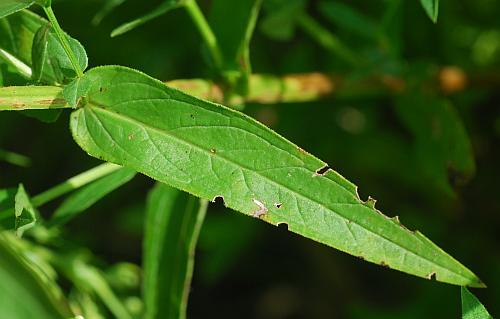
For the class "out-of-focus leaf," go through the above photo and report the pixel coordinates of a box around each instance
[395,94,475,196]
[66,66,484,287]
[259,0,305,41]
[209,0,262,93]
[57,256,133,319]
[144,184,206,319]
[92,0,127,25]
[49,167,136,227]
[14,183,38,237]
[0,0,34,19]
[0,148,31,167]
[111,0,183,37]
[420,0,439,23]
[0,188,16,229]
[319,1,380,41]
[461,287,492,319]
[0,232,72,319]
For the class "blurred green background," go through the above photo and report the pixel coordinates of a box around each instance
[1,0,499,318]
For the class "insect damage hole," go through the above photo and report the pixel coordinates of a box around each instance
[427,272,437,281]
[274,203,282,209]
[314,165,331,176]
[211,195,226,207]
[277,222,288,231]
[252,199,268,218]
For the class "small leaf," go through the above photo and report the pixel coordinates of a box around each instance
[461,287,492,319]
[67,66,484,287]
[0,232,72,319]
[420,0,439,23]
[14,183,38,237]
[208,0,262,93]
[92,0,127,26]
[110,0,183,37]
[0,0,34,19]
[318,1,380,41]
[259,0,305,41]
[144,183,207,319]
[31,23,50,83]
[49,167,136,227]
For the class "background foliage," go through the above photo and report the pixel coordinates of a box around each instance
[0,0,499,318]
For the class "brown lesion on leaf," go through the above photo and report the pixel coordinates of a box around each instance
[128,134,134,140]
[210,148,216,154]
[252,199,268,218]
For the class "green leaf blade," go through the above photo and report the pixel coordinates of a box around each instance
[0,232,72,319]
[144,183,207,319]
[68,66,483,287]
[0,0,34,20]
[420,0,439,23]
[49,167,136,227]
[461,287,492,319]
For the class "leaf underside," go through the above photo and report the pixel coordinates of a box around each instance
[66,65,483,287]
[461,287,492,319]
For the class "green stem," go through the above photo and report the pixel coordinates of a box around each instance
[0,86,69,111]
[183,0,223,69]
[43,6,84,77]
[0,163,121,221]
[296,13,362,67]
[0,48,32,79]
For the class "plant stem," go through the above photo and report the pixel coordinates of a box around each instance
[296,13,362,67]
[0,86,70,110]
[0,48,32,79]
[183,0,223,69]
[43,6,84,77]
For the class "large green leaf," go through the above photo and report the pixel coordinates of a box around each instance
[144,183,207,319]
[420,0,439,23]
[0,232,72,319]
[49,167,136,227]
[66,65,483,287]
[0,0,34,20]
[461,287,492,319]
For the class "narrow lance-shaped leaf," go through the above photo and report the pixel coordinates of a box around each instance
[66,66,484,287]
[461,287,492,319]
[49,167,136,227]
[0,232,72,319]
[420,0,439,23]
[111,0,183,38]
[144,183,207,319]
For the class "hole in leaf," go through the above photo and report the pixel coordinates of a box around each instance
[211,195,225,206]
[274,203,282,209]
[314,165,331,176]
[277,222,288,231]
[427,272,437,281]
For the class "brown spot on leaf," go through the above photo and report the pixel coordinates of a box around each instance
[252,199,268,218]
[210,148,216,154]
